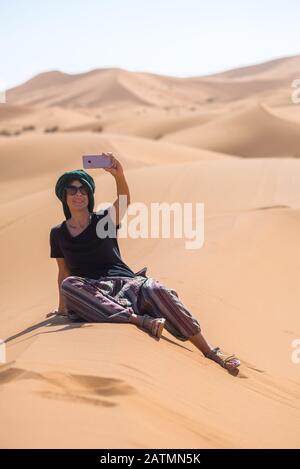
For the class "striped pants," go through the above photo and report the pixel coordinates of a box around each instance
[61,274,201,342]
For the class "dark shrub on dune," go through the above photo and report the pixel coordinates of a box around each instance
[44,126,59,133]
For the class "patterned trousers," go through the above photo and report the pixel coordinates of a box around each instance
[61,274,201,342]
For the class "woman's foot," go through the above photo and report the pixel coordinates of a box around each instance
[47,308,68,318]
[140,314,166,340]
[205,347,240,371]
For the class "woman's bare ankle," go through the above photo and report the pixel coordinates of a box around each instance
[129,313,140,325]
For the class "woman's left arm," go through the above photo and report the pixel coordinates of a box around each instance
[103,153,131,225]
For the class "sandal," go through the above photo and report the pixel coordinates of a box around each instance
[205,347,240,370]
[140,315,166,340]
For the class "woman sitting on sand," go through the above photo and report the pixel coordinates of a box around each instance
[49,153,240,371]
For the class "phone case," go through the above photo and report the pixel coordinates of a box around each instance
[82,154,113,169]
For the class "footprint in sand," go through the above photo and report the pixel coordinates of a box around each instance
[0,367,136,407]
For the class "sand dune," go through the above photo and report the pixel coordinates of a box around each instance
[62,106,228,136]
[269,104,300,124]
[203,54,300,82]
[1,154,300,447]
[7,55,300,112]
[2,55,299,141]
[0,130,232,204]
[1,57,300,449]
[0,316,299,449]
[0,106,99,132]
[102,108,226,139]
[0,104,34,123]
[7,69,182,109]
[162,102,300,157]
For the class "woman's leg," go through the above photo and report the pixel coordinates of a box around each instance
[61,276,136,323]
[189,332,212,356]
[61,275,163,334]
[137,277,240,369]
[137,277,203,343]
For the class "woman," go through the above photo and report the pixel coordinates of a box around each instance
[49,153,240,371]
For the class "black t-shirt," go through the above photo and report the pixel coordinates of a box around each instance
[49,208,136,279]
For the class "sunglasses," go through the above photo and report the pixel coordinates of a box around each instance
[65,185,88,196]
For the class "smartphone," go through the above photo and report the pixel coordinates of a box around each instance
[82,154,113,169]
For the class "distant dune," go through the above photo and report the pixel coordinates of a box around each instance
[162,102,300,157]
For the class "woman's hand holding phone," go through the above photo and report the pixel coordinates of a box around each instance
[82,152,124,178]
[103,152,124,178]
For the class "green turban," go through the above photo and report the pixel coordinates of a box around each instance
[55,169,96,220]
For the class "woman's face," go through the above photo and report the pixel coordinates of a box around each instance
[65,179,89,212]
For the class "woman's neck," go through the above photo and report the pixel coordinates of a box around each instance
[67,210,91,229]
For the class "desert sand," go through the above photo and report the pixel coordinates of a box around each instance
[0,55,299,449]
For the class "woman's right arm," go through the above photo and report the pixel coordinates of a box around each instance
[56,258,71,314]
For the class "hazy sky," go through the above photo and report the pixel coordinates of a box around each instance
[1,0,299,90]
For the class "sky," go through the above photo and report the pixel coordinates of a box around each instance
[1,0,299,90]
